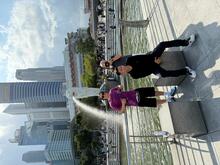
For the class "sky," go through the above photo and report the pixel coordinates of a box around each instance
[0,0,89,164]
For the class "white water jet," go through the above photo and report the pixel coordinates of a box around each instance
[72,96,123,124]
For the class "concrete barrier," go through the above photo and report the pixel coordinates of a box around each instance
[168,101,208,137]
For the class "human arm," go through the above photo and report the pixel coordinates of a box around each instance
[118,99,127,114]
[110,54,123,63]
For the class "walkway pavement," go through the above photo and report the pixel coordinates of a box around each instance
[139,0,220,164]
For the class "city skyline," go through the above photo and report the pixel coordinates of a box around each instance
[0,0,89,164]
[0,25,92,164]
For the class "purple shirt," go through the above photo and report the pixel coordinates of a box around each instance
[108,87,138,111]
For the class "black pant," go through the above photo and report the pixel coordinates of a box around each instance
[154,65,188,77]
[126,39,189,79]
[151,39,189,77]
[150,39,189,59]
[135,87,157,107]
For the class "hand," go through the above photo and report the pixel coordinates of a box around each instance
[154,57,161,64]
[108,59,113,64]
[119,99,127,114]
[118,85,123,89]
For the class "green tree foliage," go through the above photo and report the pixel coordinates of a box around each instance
[76,36,95,54]
[74,129,93,150]
[76,35,97,88]
[73,112,104,164]
[81,54,97,88]
[84,55,96,76]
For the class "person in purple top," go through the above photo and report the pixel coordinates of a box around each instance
[99,85,177,113]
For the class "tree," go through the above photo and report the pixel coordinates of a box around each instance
[74,129,93,150]
[84,55,96,76]
[76,36,95,54]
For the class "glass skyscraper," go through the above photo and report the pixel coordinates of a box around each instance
[0,82,66,103]
[16,66,65,82]
[22,151,46,163]
[45,130,74,161]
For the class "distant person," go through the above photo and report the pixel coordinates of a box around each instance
[110,25,116,29]
[108,8,115,12]
[99,85,177,113]
[100,35,197,79]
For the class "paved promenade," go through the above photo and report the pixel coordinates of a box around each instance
[139,0,220,164]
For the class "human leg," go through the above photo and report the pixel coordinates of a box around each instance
[137,97,157,107]
[135,87,156,97]
[155,91,164,96]
[156,99,167,105]
[151,39,189,58]
[155,88,177,101]
[135,87,156,107]
[155,66,188,77]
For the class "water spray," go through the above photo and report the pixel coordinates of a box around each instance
[72,96,123,124]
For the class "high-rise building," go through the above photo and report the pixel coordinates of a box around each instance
[45,130,74,161]
[27,111,70,122]
[4,104,70,121]
[84,0,91,13]
[9,126,48,145]
[51,160,76,165]
[25,102,66,108]
[4,103,68,115]
[22,151,46,163]
[16,66,65,82]
[9,121,70,145]
[0,82,66,103]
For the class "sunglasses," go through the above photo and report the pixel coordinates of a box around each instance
[100,92,105,99]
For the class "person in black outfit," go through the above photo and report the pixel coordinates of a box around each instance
[100,35,197,79]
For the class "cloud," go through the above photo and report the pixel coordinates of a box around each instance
[39,0,57,48]
[0,25,8,34]
[0,0,89,82]
[0,0,58,81]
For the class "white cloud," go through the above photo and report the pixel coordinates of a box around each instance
[0,0,58,81]
[39,0,57,48]
[0,25,8,34]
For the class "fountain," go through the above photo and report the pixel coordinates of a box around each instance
[72,96,123,124]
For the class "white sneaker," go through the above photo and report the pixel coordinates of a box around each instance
[167,96,175,103]
[169,87,177,97]
[164,91,171,98]
[186,66,196,78]
[188,34,196,46]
